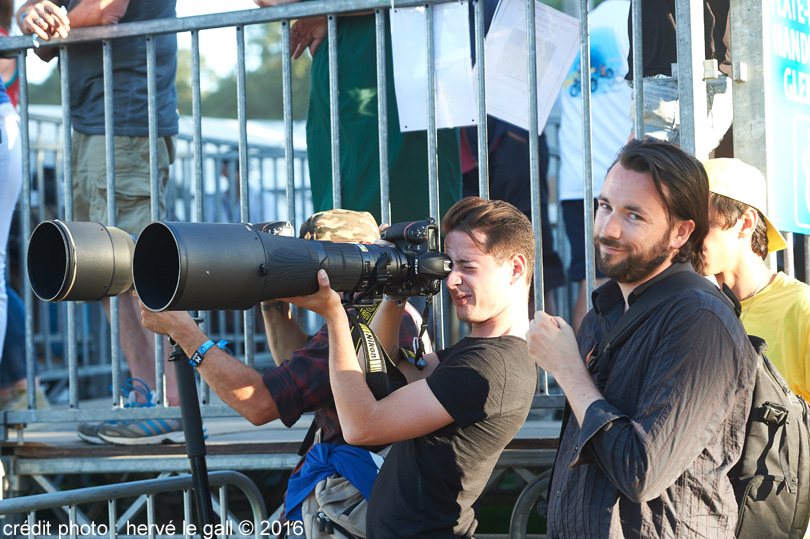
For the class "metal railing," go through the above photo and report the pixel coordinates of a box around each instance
[0,0,805,430]
[0,470,268,539]
[0,0,570,432]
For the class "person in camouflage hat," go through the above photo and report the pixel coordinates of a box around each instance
[299,209,380,243]
[138,208,426,446]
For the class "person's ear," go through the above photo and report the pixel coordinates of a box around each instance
[510,253,528,284]
[670,219,696,250]
[738,208,758,240]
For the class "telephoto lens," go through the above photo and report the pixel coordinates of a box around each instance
[133,221,412,312]
[27,220,135,302]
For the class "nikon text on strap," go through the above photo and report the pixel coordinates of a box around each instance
[347,306,397,401]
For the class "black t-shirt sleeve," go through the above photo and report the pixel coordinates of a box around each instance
[427,344,508,428]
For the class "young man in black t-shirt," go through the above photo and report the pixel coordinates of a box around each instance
[286,197,538,537]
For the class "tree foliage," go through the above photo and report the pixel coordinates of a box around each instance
[181,22,312,121]
[27,60,61,106]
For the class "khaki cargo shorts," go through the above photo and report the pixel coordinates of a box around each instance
[72,132,176,235]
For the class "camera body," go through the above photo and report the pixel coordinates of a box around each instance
[254,218,451,304]
[377,219,451,299]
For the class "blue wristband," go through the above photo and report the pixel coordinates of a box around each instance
[189,340,231,367]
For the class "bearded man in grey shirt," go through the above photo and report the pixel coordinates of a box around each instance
[528,139,757,538]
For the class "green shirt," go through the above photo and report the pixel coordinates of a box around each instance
[306,13,461,225]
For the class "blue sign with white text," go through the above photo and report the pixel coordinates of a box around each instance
[768,0,810,233]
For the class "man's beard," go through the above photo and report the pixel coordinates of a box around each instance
[594,232,673,284]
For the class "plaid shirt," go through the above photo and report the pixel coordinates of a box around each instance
[547,264,757,538]
[263,303,423,445]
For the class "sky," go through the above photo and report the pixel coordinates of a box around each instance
[21,0,258,84]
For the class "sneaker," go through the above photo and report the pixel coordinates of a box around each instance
[76,378,156,445]
[77,421,109,444]
[97,417,186,445]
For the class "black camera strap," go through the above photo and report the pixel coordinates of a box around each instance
[411,295,433,370]
[298,293,438,457]
[355,303,380,326]
[297,304,392,457]
[346,292,438,394]
[346,308,395,401]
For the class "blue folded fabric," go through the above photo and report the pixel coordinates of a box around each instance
[285,443,386,522]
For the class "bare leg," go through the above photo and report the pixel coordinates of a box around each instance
[102,290,178,406]
[0,376,49,410]
[8,376,39,389]
[528,286,559,319]
[544,289,558,317]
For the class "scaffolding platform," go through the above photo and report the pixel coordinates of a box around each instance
[1,395,559,483]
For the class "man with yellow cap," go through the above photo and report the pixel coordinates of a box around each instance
[701,158,810,400]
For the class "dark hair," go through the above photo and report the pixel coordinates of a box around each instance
[611,139,709,273]
[442,197,535,283]
[709,192,769,259]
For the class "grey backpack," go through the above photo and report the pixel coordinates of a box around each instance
[730,335,810,538]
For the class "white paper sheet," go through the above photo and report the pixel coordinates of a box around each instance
[484,0,579,132]
[390,1,478,132]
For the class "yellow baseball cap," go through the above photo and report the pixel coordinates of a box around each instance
[702,158,787,253]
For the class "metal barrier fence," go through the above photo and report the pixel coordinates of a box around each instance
[0,0,806,432]
[11,108,313,404]
[0,0,573,433]
[0,470,268,539]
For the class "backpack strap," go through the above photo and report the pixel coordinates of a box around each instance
[588,271,737,390]
[779,422,796,493]
[753,335,797,494]
[298,420,321,457]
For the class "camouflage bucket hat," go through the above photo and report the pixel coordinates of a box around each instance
[299,209,380,243]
